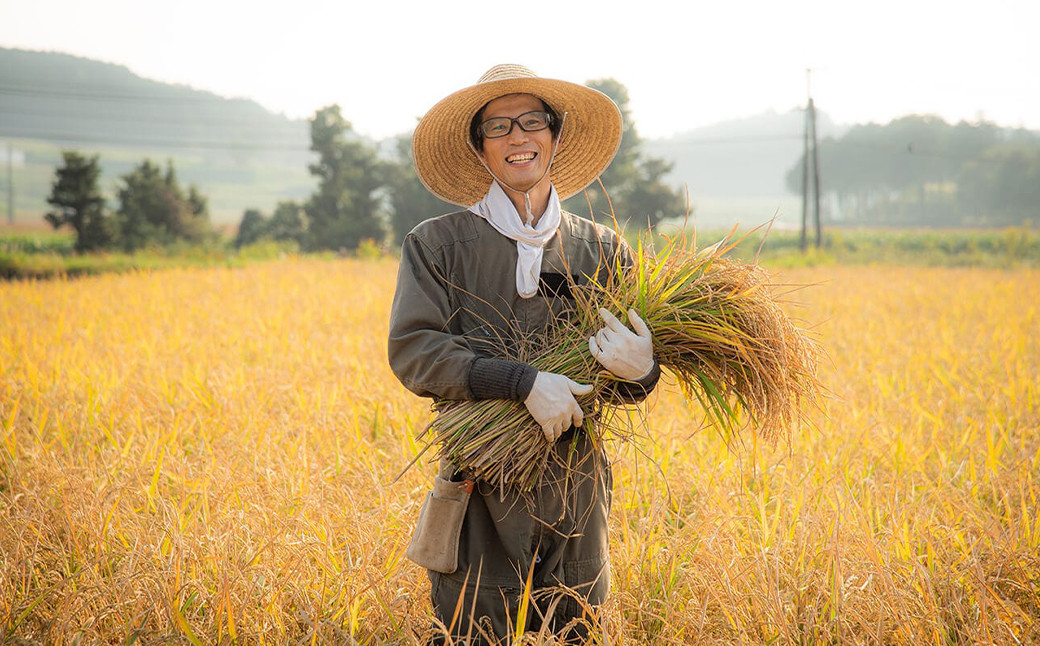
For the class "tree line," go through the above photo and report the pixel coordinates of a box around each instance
[45,78,686,254]
[784,115,1040,227]
[232,78,684,251]
[45,154,213,253]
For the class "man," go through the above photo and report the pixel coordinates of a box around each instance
[388,64,660,644]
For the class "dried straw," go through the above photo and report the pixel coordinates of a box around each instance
[422,227,822,492]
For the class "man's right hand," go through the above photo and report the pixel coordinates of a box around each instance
[523,371,594,443]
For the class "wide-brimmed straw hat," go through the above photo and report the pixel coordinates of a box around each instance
[412,64,623,207]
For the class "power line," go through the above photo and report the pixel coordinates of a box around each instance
[0,104,307,129]
[0,82,264,105]
[831,139,1025,165]
[0,129,311,152]
[662,134,803,145]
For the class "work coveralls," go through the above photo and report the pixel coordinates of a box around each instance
[388,208,659,644]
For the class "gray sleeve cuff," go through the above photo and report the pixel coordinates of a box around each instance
[611,359,662,404]
[467,357,539,401]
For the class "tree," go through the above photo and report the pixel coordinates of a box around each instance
[305,105,386,251]
[782,116,1037,226]
[115,159,212,251]
[115,159,170,250]
[562,78,685,229]
[626,157,688,228]
[44,151,112,252]
[268,201,307,245]
[234,201,306,249]
[234,208,268,248]
[590,79,641,196]
[186,185,211,240]
[386,133,456,245]
[958,145,1040,226]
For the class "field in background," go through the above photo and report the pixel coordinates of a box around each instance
[0,227,305,280]
[3,226,1040,281]
[1,258,1038,644]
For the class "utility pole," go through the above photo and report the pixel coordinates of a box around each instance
[801,97,810,252]
[5,141,13,225]
[810,95,821,248]
[801,69,822,251]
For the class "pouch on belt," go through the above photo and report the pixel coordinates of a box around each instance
[406,475,473,573]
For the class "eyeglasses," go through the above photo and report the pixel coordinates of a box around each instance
[479,111,553,139]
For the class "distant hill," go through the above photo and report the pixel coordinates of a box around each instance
[9,47,934,232]
[0,47,313,225]
[644,109,847,227]
[647,108,846,197]
[0,47,309,155]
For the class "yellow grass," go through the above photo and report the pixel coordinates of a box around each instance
[1,258,1038,644]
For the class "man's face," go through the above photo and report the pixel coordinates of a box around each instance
[477,93,556,195]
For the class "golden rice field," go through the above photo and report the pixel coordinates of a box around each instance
[1,257,1038,644]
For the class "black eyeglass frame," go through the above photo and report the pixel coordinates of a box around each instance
[478,111,554,139]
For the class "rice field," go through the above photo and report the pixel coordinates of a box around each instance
[1,256,1038,644]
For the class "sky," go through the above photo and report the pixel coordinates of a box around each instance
[1,0,1038,141]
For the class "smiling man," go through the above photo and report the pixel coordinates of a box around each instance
[388,64,661,644]
[472,93,556,223]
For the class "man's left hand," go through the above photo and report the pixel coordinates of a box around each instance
[589,308,654,381]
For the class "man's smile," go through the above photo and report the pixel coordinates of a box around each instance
[506,152,537,164]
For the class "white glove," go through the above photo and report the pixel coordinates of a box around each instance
[589,308,654,381]
[524,371,594,443]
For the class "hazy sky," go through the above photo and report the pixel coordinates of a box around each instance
[2,0,1037,140]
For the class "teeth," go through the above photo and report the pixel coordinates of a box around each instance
[507,152,535,163]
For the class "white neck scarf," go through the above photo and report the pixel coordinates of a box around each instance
[469,181,562,299]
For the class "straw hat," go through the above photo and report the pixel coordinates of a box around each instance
[412,64,623,207]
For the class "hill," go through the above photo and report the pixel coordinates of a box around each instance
[13,48,1023,233]
[0,47,313,225]
[0,47,309,151]
[644,109,847,228]
[0,47,851,230]
[648,108,846,196]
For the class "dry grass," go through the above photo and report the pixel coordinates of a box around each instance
[1,258,1038,644]
[426,230,821,492]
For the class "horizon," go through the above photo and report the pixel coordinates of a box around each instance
[2,0,1038,141]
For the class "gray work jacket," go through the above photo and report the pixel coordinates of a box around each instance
[388,208,656,403]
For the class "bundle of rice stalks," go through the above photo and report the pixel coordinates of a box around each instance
[422,227,822,492]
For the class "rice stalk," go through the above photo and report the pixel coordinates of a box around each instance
[424,227,823,491]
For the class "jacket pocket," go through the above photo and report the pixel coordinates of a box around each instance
[558,555,610,617]
[406,475,473,574]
